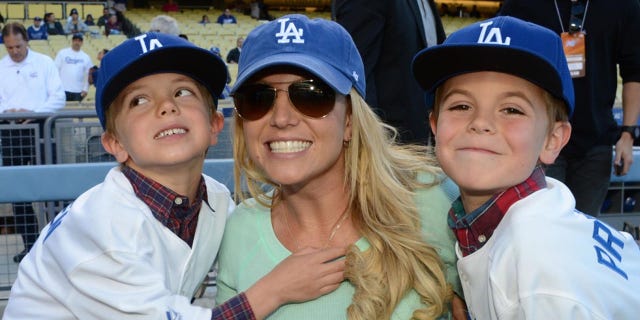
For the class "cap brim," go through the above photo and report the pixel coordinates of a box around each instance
[232,53,353,95]
[413,45,564,103]
[101,46,228,114]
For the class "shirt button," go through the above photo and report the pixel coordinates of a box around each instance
[174,197,183,205]
[478,234,487,243]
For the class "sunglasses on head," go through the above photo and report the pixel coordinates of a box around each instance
[232,79,336,121]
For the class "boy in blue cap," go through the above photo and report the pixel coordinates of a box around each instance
[413,16,640,319]
[5,32,346,320]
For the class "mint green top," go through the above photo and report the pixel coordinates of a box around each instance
[216,174,460,319]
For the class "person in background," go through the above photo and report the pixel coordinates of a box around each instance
[162,0,180,12]
[113,0,127,12]
[226,36,243,64]
[44,12,65,36]
[0,22,65,263]
[85,14,96,26]
[199,14,211,24]
[88,48,109,87]
[97,7,111,28]
[150,14,180,36]
[500,0,640,215]
[4,31,346,320]
[333,0,446,145]
[209,46,231,98]
[54,33,93,102]
[65,8,89,35]
[27,16,47,41]
[217,8,237,24]
[217,14,462,319]
[104,13,123,36]
[414,15,640,319]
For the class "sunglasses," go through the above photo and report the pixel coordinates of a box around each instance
[233,79,336,121]
[569,0,585,33]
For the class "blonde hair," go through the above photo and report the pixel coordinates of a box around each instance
[233,89,452,319]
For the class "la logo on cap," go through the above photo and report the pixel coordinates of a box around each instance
[275,18,304,44]
[134,34,164,53]
[477,21,511,45]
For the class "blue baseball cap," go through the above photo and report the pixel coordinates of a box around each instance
[95,32,228,128]
[412,16,574,116]
[232,14,365,98]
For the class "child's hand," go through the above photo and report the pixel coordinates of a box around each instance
[245,246,347,319]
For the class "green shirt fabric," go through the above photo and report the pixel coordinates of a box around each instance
[216,173,460,319]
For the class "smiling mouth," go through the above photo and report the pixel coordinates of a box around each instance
[155,128,187,139]
[269,141,311,153]
[460,147,499,155]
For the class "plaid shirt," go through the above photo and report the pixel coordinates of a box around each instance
[448,166,546,256]
[122,166,206,247]
[122,166,256,319]
[212,293,256,320]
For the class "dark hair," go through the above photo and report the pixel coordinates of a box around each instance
[1,22,28,41]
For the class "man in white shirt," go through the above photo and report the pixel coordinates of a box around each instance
[54,33,92,102]
[0,22,65,263]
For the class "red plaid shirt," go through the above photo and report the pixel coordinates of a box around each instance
[122,166,206,247]
[448,166,547,256]
[212,293,256,320]
[122,166,256,319]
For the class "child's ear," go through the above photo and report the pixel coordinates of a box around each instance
[209,110,225,145]
[101,132,129,163]
[540,121,572,164]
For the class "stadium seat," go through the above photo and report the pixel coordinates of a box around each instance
[27,3,46,20]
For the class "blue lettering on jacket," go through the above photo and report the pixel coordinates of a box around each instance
[592,220,628,279]
[165,309,182,320]
[43,204,71,242]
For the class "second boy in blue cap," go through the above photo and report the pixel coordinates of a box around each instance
[413,16,640,319]
[4,32,346,320]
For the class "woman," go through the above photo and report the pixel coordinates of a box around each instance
[216,15,461,319]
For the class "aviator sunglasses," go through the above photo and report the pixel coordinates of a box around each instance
[233,79,336,120]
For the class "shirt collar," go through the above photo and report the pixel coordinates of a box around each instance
[121,165,207,227]
[448,166,547,256]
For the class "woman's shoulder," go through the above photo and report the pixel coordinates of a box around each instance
[416,171,459,203]
[227,198,270,227]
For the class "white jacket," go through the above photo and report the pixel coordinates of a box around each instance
[458,177,640,320]
[4,167,234,319]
